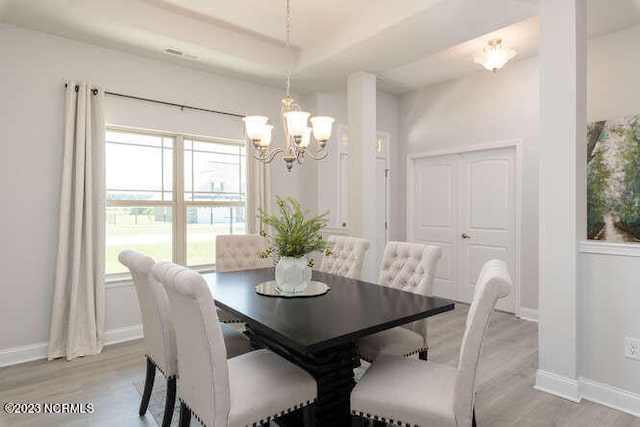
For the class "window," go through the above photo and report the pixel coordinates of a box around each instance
[105,127,246,277]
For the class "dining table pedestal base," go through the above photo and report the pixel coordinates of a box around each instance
[246,325,359,427]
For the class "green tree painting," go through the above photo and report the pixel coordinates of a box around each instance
[587,116,640,242]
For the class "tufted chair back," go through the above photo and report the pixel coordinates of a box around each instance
[118,250,177,378]
[152,262,231,427]
[320,235,371,280]
[378,242,442,346]
[454,259,512,427]
[215,234,272,273]
[378,241,442,296]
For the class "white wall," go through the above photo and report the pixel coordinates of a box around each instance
[579,24,640,396]
[579,253,640,395]
[399,57,540,312]
[0,23,304,353]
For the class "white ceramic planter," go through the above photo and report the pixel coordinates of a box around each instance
[275,256,311,293]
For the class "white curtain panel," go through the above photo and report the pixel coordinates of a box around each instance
[246,156,271,233]
[48,82,106,361]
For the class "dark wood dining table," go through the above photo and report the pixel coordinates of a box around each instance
[203,268,455,427]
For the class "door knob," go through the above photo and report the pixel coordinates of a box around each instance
[461,233,471,239]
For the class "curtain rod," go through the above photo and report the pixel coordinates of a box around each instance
[105,92,246,118]
[64,83,245,118]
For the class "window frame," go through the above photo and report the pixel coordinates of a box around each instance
[105,125,247,280]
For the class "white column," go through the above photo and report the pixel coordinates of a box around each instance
[348,72,378,282]
[536,0,586,401]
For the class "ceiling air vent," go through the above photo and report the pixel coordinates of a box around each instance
[165,48,183,56]
[164,48,199,61]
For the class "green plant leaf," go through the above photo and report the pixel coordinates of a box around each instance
[258,196,330,258]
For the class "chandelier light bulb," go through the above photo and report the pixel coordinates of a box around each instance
[260,125,274,148]
[310,116,335,143]
[283,111,311,139]
[299,127,312,148]
[243,116,269,141]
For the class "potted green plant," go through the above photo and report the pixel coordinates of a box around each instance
[258,196,330,293]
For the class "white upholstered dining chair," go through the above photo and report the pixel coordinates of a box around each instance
[356,241,442,362]
[216,234,272,273]
[351,259,512,427]
[215,234,272,323]
[319,235,370,280]
[118,251,252,427]
[152,261,317,427]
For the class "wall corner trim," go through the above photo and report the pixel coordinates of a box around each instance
[535,370,581,402]
[580,377,640,418]
[518,307,538,322]
[0,324,143,368]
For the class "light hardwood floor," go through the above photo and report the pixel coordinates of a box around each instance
[1,305,639,427]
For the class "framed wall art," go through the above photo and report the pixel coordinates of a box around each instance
[587,115,640,243]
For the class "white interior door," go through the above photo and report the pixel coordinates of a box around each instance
[338,152,349,228]
[458,148,516,312]
[411,155,460,300]
[336,128,390,278]
[409,146,517,313]
[374,157,389,270]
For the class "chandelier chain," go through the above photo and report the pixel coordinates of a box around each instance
[285,0,291,98]
[285,0,290,49]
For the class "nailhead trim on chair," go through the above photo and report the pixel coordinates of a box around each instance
[251,399,316,427]
[179,398,317,427]
[352,410,419,427]
[217,307,244,324]
[221,318,244,324]
[357,347,429,363]
[145,354,176,380]
[179,399,206,426]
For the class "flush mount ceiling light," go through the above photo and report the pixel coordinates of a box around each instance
[243,0,334,172]
[474,38,517,73]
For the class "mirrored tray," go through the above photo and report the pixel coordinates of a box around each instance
[255,280,330,298]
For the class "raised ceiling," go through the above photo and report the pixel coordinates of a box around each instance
[0,0,639,94]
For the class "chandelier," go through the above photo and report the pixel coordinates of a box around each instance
[242,0,334,172]
[473,38,517,73]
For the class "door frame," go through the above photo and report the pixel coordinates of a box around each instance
[376,131,391,244]
[406,139,523,317]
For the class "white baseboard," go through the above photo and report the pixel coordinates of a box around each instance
[0,324,143,368]
[0,342,49,368]
[518,307,538,322]
[535,370,581,402]
[535,371,640,416]
[580,377,640,417]
[104,324,143,346]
